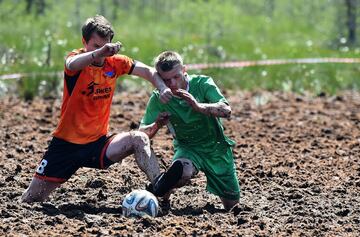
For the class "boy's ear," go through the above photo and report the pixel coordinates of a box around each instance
[182,65,187,73]
[82,37,86,46]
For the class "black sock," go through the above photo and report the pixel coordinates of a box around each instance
[152,160,183,197]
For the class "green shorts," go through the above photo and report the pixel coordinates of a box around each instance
[173,143,240,200]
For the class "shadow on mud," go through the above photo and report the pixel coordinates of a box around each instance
[35,202,122,219]
[169,203,226,216]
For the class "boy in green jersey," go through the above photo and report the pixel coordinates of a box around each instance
[139,51,240,210]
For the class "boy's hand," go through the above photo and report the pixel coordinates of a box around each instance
[155,112,171,127]
[94,41,122,58]
[173,89,201,111]
[159,87,173,104]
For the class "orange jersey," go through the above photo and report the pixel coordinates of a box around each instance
[53,48,135,144]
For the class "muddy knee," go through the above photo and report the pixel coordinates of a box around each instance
[221,198,239,211]
[21,178,61,203]
[21,188,47,203]
[130,131,150,148]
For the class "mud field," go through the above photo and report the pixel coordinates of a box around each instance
[0,90,360,236]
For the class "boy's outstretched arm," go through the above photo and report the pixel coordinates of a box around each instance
[132,62,173,103]
[139,112,170,139]
[66,42,122,71]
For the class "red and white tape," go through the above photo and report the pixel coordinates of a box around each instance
[1,57,360,80]
[186,57,360,70]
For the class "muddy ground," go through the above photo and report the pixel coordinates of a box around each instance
[0,90,359,236]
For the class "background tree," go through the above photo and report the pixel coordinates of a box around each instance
[345,0,357,45]
[25,0,46,15]
[265,0,275,18]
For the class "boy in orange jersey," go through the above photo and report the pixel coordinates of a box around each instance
[21,15,173,203]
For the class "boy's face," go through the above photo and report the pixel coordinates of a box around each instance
[158,64,187,91]
[83,32,111,64]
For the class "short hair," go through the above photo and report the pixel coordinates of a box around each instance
[154,51,183,72]
[82,15,114,43]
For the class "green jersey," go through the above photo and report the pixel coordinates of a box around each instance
[140,75,235,150]
[141,74,240,200]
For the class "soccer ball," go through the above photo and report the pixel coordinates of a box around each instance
[122,189,159,217]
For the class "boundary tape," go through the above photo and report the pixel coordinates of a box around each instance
[1,58,360,80]
[185,57,360,70]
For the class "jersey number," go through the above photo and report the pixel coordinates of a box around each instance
[36,159,48,174]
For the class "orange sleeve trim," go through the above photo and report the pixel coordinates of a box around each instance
[34,174,67,183]
[99,134,117,169]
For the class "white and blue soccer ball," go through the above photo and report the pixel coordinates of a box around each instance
[122,189,159,217]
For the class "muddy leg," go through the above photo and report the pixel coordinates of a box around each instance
[106,131,160,183]
[21,177,61,203]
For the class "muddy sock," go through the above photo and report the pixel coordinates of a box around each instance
[152,160,183,197]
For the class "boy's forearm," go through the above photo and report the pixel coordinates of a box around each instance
[131,63,167,91]
[65,50,98,71]
[145,68,168,92]
[152,70,168,92]
[131,62,172,103]
[196,102,231,118]
[139,123,160,139]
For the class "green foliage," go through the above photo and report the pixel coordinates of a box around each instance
[0,0,359,98]
[13,74,60,101]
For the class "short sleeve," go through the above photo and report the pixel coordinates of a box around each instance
[140,93,162,127]
[203,77,228,104]
[64,49,84,76]
[112,55,136,77]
